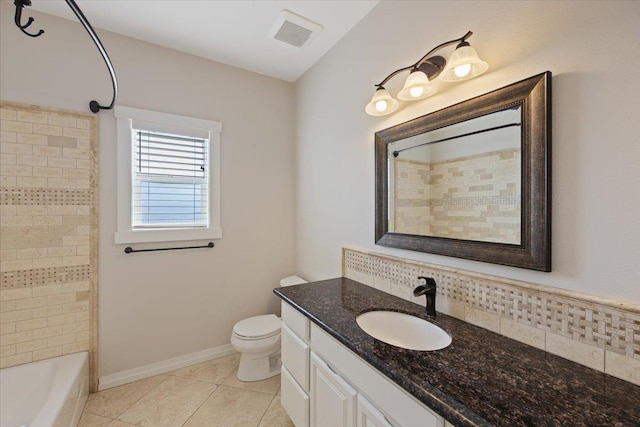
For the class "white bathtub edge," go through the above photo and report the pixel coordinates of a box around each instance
[23,351,89,427]
[71,393,88,427]
[98,343,235,390]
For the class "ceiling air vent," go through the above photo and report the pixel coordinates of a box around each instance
[268,10,323,48]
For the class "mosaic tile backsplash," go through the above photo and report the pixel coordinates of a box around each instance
[0,102,98,390]
[343,247,640,386]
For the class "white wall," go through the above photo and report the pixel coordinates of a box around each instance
[0,3,296,376]
[294,1,640,304]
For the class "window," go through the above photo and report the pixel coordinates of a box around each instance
[115,106,222,244]
[133,130,208,228]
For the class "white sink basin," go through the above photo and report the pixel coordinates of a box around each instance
[356,311,451,351]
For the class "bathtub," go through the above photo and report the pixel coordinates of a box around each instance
[0,352,89,427]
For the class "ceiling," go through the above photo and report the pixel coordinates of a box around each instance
[30,0,380,82]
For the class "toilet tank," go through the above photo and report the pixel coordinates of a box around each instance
[280,276,307,287]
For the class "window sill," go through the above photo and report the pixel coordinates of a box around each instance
[115,227,222,244]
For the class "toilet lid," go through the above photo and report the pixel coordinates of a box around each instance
[233,314,281,339]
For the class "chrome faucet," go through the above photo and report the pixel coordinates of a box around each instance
[413,276,437,317]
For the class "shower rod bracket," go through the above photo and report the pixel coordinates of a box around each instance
[13,0,118,114]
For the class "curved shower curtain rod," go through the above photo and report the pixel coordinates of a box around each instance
[13,0,118,113]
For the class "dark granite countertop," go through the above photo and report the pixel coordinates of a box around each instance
[274,278,640,427]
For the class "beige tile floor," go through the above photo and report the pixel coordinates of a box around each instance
[78,353,294,427]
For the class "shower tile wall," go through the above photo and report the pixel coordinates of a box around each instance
[0,102,98,390]
[394,149,521,244]
[393,160,432,235]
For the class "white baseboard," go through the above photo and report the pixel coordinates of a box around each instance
[98,344,236,391]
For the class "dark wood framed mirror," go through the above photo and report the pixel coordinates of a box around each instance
[375,72,551,271]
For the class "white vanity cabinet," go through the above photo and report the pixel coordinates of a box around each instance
[281,301,445,427]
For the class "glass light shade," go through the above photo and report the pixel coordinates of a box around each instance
[397,70,436,101]
[365,88,399,116]
[439,45,489,82]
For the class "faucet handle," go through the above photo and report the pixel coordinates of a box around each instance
[417,276,436,288]
[413,277,437,297]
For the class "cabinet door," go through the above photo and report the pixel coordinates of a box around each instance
[357,394,393,427]
[310,352,357,427]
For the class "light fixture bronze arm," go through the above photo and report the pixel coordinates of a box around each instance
[374,31,473,89]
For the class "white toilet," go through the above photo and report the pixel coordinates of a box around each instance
[230,275,307,382]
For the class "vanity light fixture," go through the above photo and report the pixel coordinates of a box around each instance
[365,31,488,117]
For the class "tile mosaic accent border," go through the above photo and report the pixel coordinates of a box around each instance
[1,188,92,205]
[342,246,640,386]
[1,265,92,289]
[0,101,98,391]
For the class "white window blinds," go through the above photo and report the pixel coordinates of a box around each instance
[132,129,209,228]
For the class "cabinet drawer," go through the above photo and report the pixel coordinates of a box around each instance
[281,366,310,427]
[282,324,310,391]
[311,323,441,427]
[282,302,310,341]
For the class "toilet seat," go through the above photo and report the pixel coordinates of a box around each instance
[233,314,281,340]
